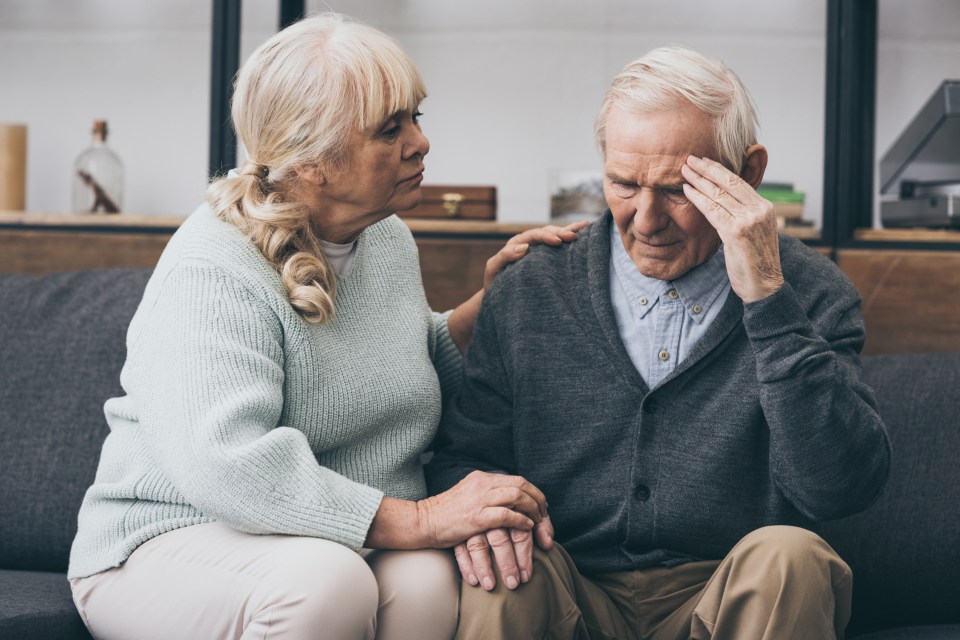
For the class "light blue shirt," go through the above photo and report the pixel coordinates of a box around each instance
[609,222,731,388]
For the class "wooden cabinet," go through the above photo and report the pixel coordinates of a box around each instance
[837,248,960,355]
[0,214,181,274]
[0,213,529,313]
[3,212,959,355]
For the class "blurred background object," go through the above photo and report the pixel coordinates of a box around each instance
[0,124,27,211]
[72,120,124,214]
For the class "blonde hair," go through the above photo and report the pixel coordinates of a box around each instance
[595,46,759,173]
[206,13,426,324]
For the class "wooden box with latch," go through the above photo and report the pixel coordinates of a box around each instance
[400,185,497,220]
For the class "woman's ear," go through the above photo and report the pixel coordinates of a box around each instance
[740,144,768,189]
[293,164,326,186]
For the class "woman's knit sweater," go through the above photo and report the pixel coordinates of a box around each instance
[68,205,462,579]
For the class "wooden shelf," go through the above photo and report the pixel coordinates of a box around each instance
[854,227,960,243]
[0,211,186,230]
[0,211,824,239]
[0,211,535,237]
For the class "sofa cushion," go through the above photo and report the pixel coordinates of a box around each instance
[0,569,91,639]
[851,625,960,639]
[823,353,960,636]
[0,268,151,571]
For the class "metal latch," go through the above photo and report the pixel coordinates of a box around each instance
[442,192,464,217]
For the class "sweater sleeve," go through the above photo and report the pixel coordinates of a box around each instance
[743,277,891,521]
[426,298,514,495]
[430,310,464,401]
[119,260,384,549]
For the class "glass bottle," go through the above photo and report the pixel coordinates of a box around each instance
[72,120,123,214]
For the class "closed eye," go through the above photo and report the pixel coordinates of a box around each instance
[655,184,688,205]
[609,179,638,197]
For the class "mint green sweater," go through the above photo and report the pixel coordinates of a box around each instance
[68,206,463,579]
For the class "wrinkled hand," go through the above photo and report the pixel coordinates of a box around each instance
[416,471,548,549]
[681,156,783,303]
[484,221,589,290]
[454,517,555,591]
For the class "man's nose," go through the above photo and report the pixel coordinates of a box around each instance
[631,189,670,237]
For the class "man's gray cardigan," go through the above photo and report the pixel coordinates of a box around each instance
[426,212,891,575]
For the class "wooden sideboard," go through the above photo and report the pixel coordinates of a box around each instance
[3,212,959,354]
[0,212,532,313]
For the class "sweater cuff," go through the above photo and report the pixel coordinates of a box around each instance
[742,282,811,339]
[742,282,825,383]
[432,310,464,399]
[329,482,386,551]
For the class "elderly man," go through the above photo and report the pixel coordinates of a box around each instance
[426,46,890,640]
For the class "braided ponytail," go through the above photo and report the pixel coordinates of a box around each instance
[206,160,336,324]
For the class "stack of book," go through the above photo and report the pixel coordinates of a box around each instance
[757,182,806,229]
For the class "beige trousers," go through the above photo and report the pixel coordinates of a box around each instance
[70,521,459,640]
[455,525,852,640]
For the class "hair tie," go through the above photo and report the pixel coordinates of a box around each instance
[240,160,270,180]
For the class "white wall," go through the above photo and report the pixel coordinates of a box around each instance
[1,0,957,226]
[317,0,828,224]
[0,0,212,216]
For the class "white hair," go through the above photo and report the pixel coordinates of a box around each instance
[206,12,426,324]
[596,46,759,173]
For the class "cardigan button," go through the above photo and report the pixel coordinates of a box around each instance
[635,484,651,501]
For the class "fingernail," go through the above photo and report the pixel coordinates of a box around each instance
[482,577,495,591]
[467,573,479,586]
[515,243,529,252]
[521,570,530,583]
[506,576,519,590]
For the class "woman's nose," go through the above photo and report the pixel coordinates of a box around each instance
[405,126,429,159]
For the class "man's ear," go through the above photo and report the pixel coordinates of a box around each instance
[740,144,768,189]
[293,164,326,186]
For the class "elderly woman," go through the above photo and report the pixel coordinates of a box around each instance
[67,13,577,640]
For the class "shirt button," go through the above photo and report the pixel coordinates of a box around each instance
[635,484,651,501]
[667,289,679,300]
[658,349,670,362]
[638,296,648,306]
[692,304,703,314]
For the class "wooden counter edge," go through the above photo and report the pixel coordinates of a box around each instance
[1,211,827,241]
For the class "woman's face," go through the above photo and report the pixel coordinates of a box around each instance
[311,107,429,242]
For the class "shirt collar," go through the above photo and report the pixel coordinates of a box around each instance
[609,222,729,323]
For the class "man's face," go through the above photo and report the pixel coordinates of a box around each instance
[603,103,723,281]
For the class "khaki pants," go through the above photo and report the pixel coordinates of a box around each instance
[455,526,852,640]
[70,521,459,640]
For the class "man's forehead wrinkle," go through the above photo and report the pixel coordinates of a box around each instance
[607,152,687,185]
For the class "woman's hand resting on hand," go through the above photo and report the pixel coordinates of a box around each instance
[364,470,548,551]
[416,470,548,548]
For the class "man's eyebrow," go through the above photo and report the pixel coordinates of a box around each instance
[606,171,685,189]
[605,171,635,184]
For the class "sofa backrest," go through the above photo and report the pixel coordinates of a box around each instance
[823,352,960,636]
[0,268,152,572]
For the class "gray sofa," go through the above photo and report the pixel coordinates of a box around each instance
[0,267,958,639]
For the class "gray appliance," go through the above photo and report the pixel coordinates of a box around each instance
[879,80,960,228]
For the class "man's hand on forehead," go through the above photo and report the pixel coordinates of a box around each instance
[680,155,784,304]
